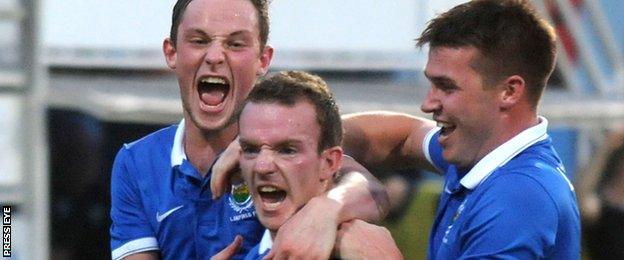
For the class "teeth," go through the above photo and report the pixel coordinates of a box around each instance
[437,121,451,128]
[201,77,226,84]
[264,201,281,209]
[260,186,278,192]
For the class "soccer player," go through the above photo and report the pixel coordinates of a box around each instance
[341,0,580,258]
[109,1,387,259]
[236,71,401,259]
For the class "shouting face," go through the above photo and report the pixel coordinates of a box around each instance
[164,0,273,133]
[238,101,339,233]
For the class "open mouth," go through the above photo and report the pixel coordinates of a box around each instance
[198,76,230,107]
[437,121,456,137]
[258,185,287,209]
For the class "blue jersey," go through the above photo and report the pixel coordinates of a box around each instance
[423,117,580,259]
[244,230,272,260]
[110,120,264,260]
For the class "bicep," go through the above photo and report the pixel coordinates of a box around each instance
[122,251,159,260]
[341,111,436,172]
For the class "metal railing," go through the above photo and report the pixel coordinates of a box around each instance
[533,0,624,96]
[0,0,49,259]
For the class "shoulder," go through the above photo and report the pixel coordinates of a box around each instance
[112,124,178,179]
[477,147,577,218]
[502,142,573,197]
[121,124,178,152]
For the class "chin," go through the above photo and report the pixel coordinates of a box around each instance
[259,216,286,232]
[192,113,233,132]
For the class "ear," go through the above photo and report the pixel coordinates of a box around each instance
[163,38,177,69]
[320,146,343,181]
[499,75,525,110]
[256,45,274,76]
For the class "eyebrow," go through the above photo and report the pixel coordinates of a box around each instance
[423,71,457,87]
[229,30,252,37]
[239,138,303,148]
[184,28,253,38]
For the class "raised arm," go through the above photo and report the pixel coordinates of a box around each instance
[342,111,438,173]
[260,156,390,259]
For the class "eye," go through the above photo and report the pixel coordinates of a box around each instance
[241,145,260,156]
[227,40,247,50]
[434,82,457,94]
[277,146,298,155]
[189,37,208,45]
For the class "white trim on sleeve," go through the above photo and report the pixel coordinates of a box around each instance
[422,127,442,172]
[112,237,159,260]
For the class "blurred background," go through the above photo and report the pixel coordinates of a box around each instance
[1,0,623,259]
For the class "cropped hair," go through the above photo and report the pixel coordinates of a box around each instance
[417,0,557,107]
[170,0,270,49]
[244,71,342,153]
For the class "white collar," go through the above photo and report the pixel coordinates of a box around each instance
[171,119,187,167]
[258,229,273,255]
[459,116,549,189]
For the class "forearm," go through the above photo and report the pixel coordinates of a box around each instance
[267,155,390,258]
[334,220,403,260]
[324,156,390,223]
[342,111,436,172]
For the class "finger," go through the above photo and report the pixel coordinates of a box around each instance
[212,235,243,260]
[210,160,237,200]
[210,167,228,199]
[211,141,242,199]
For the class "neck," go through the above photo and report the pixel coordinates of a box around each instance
[499,112,539,143]
[183,120,239,176]
[469,111,539,170]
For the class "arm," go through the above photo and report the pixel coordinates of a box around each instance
[333,219,403,260]
[110,147,159,260]
[342,111,438,173]
[122,252,158,260]
[266,157,390,259]
[211,111,438,197]
[210,235,243,260]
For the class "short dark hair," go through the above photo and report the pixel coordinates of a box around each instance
[243,71,342,153]
[170,0,270,49]
[417,0,556,107]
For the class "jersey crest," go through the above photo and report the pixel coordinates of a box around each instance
[228,182,253,213]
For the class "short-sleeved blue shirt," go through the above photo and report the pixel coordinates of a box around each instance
[423,117,580,259]
[110,120,264,260]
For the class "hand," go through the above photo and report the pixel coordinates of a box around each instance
[334,219,402,260]
[265,197,340,260]
[211,138,242,199]
[211,235,243,260]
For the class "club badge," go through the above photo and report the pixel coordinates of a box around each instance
[228,182,253,213]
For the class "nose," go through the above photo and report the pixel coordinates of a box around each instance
[204,42,225,68]
[253,148,276,175]
[420,87,441,114]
